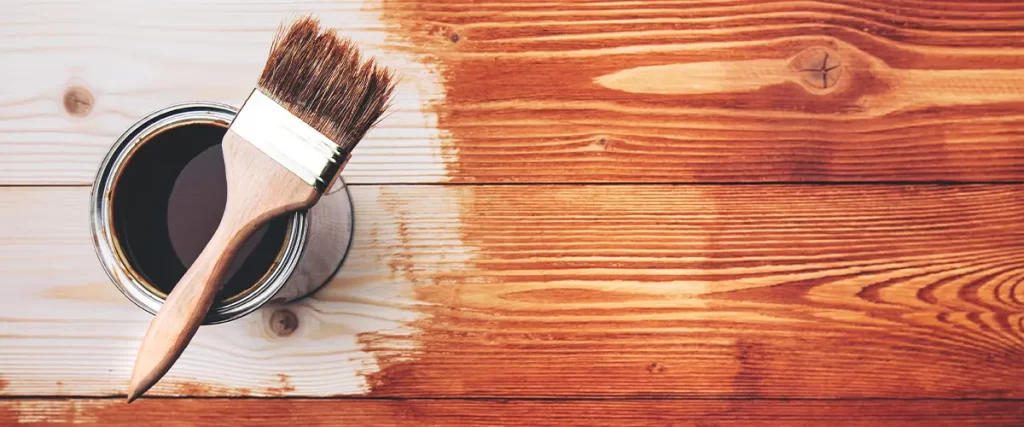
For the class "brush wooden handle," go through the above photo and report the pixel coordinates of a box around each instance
[128,130,322,402]
[127,210,259,401]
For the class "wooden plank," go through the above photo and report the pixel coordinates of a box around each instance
[2,398,1023,426]
[384,0,1024,183]
[1,0,450,185]
[1,185,1022,398]
[4,0,1024,184]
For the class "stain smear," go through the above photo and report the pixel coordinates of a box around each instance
[159,381,257,397]
[265,374,297,397]
[149,381,269,398]
[171,382,215,396]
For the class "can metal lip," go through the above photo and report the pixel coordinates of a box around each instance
[90,102,308,325]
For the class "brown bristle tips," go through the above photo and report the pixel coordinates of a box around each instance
[257,16,396,152]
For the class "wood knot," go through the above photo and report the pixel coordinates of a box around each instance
[63,85,94,117]
[586,136,610,152]
[788,47,844,93]
[432,25,462,44]
[269,308,298,337]
[646,361,667,374]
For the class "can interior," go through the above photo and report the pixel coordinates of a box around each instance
[109,119,291,304]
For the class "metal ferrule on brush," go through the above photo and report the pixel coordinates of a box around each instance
[229,89,345,192]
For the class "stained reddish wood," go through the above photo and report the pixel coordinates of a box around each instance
[381,0,1024,182]
[2,398,1023,426]
[358,184,1024,398]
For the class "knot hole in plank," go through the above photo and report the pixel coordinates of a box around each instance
[269,308,299,337]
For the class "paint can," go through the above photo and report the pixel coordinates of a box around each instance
[90,102,353,324]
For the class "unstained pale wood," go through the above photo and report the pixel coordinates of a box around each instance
[3,398,1023,426]
[1,185,1021,399]
[2,0,1024,184]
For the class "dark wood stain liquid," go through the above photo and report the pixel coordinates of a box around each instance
[112,122,289,302]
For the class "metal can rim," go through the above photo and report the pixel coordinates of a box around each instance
[89,101,308,324]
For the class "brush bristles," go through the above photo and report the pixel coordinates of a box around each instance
[257,16,396,153]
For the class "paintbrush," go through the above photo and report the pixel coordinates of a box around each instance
[127,16,395,403]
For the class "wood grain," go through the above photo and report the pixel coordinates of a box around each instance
[0,0,450,185]
[1,185,1022,398]
[3,0,1024,184]
[3,398,1024,426]
[381,0,1024,183]
[6,0,1023,425]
